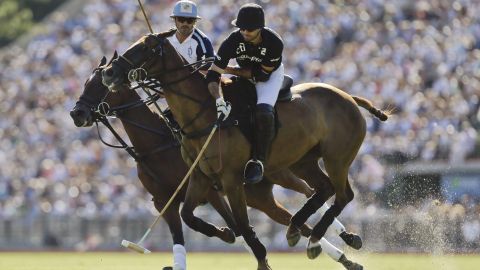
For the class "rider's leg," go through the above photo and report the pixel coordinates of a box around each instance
[244,103,275,183]
[244,64,284,184]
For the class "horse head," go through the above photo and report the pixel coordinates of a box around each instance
[101,34,184,93]
[70,52,119,127]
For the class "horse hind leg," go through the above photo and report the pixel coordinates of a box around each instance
[180,170,235,244]
[294,161,362,249]
[286,159,335,247]
[310,159,354,243]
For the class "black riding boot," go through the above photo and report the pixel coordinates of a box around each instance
[244,103,275,184]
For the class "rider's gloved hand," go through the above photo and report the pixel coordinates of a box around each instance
[216,97,231,121]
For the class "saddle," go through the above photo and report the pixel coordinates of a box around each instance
[221,75,294,145]
[163,75,294,144]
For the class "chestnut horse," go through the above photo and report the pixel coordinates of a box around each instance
[101,34,387,270]
[71,55,364,269]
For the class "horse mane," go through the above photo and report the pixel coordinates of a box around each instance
[156,28,176,38]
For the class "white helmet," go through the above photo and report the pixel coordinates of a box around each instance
[170,1,201,19]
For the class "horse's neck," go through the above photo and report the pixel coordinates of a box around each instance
[163,70,215,134]
[118,92,175,153]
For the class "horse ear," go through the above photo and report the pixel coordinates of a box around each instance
[106,51,118,66]
[99,56,107,67]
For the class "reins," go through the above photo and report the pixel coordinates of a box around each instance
[117,47,217,138]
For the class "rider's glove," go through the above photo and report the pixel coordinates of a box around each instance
[216,97,231,121]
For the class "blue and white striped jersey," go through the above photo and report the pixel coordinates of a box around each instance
[167,28,214,69]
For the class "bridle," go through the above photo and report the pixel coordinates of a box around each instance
[77,67,177,158]
[102,34,218,138]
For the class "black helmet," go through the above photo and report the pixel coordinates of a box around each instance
[231,3,265,30]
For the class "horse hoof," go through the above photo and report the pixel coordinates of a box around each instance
[349,263,363,270]
[340,232,363,250]
[306,238,322,260]
[257,259,272,270]
[286,224,301,247]
[343,261,363,270]
[219,227,236,243]
[339,254,363,270]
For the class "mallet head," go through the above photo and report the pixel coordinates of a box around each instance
[121,240,151,254]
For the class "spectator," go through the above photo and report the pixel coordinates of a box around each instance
[1,0,480,252]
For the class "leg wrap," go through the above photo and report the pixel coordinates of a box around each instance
[172,244,186,270]
[291,193,325,228]
[320,203,346,235]
[311,204,342,239]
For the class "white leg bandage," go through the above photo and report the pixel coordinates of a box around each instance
[320,238,343,261]
[319,203,346,235]
[173,244,187,270]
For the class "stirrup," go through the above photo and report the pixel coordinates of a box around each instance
[243,159,264,184]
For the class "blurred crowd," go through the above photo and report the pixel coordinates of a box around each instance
[1,0,480,249]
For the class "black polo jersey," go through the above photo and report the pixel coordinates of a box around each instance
[214,27,283,71]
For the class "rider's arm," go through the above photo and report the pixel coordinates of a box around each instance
[224,63,274,80]
[205,33,235,98]
[224,66,252,78]
[207,64,231,120]
[251,64,275,82]
[206,64,224,99]
[251,34,283,82]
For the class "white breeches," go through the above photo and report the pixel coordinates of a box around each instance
[255,64,284,106]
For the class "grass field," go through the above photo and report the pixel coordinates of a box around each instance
[0,252,478,270]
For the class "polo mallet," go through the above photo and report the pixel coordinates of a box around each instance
[121,124,219,253]
[137,0,154,34]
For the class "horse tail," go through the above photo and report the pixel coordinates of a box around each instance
[351,96,389,121]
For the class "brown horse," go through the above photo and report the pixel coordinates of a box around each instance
[70,54,238,270]
[71,55,364,269]
[101,34,387,270]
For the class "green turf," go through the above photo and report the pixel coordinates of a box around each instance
[0,252,478,270]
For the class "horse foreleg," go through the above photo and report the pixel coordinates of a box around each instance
[154,200,186,270]
[222,173,271,270]
[206,189,240,236]
[180,170,235,243]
